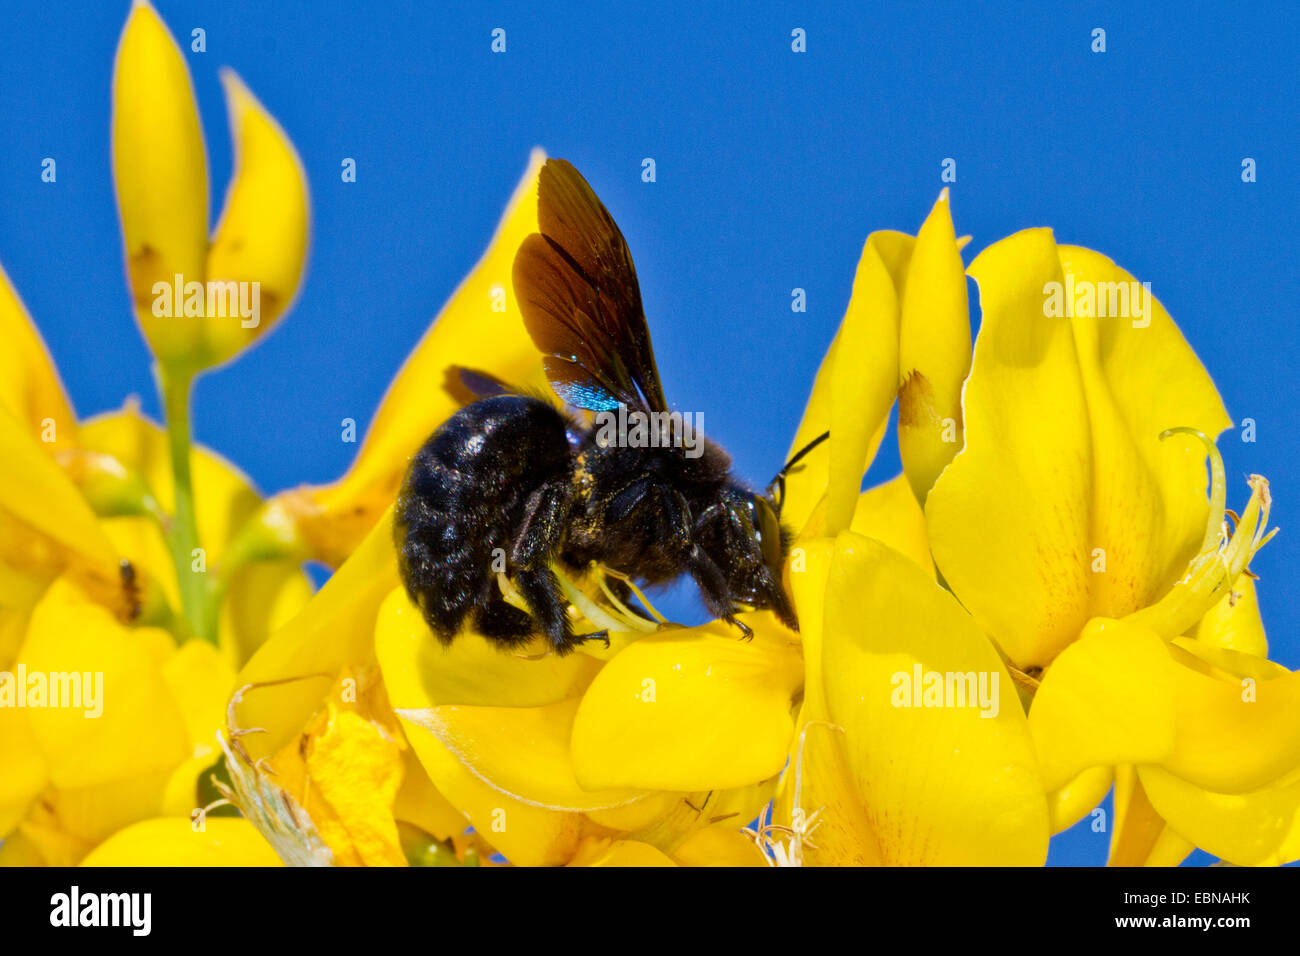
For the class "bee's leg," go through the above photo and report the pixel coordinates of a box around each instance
[655,488,746,639]
[510,478,572,568]
[512,566,609,653]
[725,616,754,642]
[512,565,572,650]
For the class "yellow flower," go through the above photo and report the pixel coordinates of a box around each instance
[0,294,309,862]
[907,227,1292,865]
[572,195,1049,866]
[0,1,314,864]
[113,0,308,375]
[563,206,1295,868]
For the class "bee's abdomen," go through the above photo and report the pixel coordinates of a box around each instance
[394,395,573,640]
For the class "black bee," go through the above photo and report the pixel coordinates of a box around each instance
[395,159,826,654]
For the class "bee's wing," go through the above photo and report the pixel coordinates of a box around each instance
[511,159,668,414]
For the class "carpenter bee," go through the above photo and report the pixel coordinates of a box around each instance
[395,158,827,654]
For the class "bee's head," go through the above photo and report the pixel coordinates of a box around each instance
[695,482,797,631]
[693,431,830,632]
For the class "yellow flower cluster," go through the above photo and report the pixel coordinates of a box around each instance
[1,2,1294,867]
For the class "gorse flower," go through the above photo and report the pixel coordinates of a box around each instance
[1,2,1293,870]
[114,0,308,376]
[0,0,310,866]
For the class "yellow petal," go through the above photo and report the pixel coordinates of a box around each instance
[19,585,189,789]
[897,190,970,504]
[785,232,911,536]
[775,537,883,866]
[397,709,592,866]
[825,240,901,534]
[1108,764,1167,866]
[218,558,314,668]
[0,406,122,606]
[795,474,934,579]
[925,229,1091,668]
[1193,575,1268,658]
[204,70,310,367]
[1048,765,1114,835]
[375,586,600,709]
[233,508,399,761]
[1060,244,1231,623]
[821,532,1048,865]
[848,474,934,577]
[0,706,46,837]
[0,263,77,447]
[1160,640,1300,794]
[1029,618,1176,792]
[42,771,170,850]
[399,699,647,812]
[671,826,767,866]
[162,638,235,752]
[112,0,210,367]
[301,708,406,867]
[1139,764,1300,866]
[568,838,677,867]
[275,151,551,566]
[392,748,470,843]
[571,614,802,792]
[80,817,283,866]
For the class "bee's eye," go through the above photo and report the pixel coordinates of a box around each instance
[751,495,784,569]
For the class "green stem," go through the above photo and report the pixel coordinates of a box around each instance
[160,365,217,645]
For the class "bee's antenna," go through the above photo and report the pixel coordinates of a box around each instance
[767,431,830,514]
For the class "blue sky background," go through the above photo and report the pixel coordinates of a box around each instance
[1,1,1296,866]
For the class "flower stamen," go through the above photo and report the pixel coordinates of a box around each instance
[1127,429,1277,637]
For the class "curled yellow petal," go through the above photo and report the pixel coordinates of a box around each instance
[1193,575,1267,658]
[204,69,310,367]
[785,232,911,536]
[1160,640,1300,794]
[0,263,76,447]
[1048,765,1114,835]
[898,189,970,504]
[1140,764,1300,867]
[0,407,123,611]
